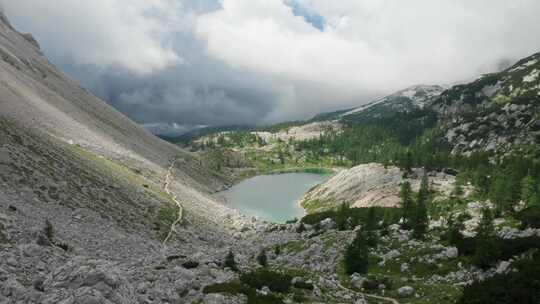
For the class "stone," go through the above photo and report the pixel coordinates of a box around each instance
[496,261,511,274]
[400,263,409,273]
[398,286,415,298]
[349,274,366,290]
[320,218,336,230]
[203,293,227,304]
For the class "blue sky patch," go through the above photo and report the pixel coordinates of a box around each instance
[284,0,325,31]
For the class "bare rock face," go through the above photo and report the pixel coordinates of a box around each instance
[252,120,342,143]
[429,52,540,155]
[300,163,455,213]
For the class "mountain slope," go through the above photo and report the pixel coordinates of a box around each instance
[0,12,225,193]
[312,85,444,123]
[0,12,263,304]
[430,52,540,154]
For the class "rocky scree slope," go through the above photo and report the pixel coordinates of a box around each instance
[429,52,540,155]
[0,11,283,304]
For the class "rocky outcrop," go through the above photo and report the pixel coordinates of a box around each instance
[340,85,444,121]
[300,163,455,212]
[430,52,540,155]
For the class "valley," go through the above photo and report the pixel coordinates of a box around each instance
[0,8,539,304]
[175,52,540,303]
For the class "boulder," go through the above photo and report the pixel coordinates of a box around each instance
[398,286,415,298]
[349,273,366,290]
[320,218,336,230]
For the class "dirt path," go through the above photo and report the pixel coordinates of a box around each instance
[162,159,184,246]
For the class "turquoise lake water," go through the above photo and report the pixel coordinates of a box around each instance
[221,173,328,223]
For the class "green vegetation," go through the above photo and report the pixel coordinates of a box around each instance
[224,250,239,272]
[343,229,369,275]
[187,54,540,303]
[202,269,297,304]
[257,249,268,267]
[458,251,540,304]
[301,206,401,228]
[473,209,499,269]
[155,204,178,240]
[517,204,540,228]
[44,219,54,241]
[400,181,415,228]
[0,223,8,244]
[240,269,292,293]
[413,174,430,239]
[203,280,284,304]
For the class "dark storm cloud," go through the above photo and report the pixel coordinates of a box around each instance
[3,0,540,135]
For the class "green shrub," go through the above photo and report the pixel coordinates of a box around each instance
[182,261,199,269]
[293,281,313,290]
[343,230,369,275]
[0,223,8,244]
[257,249,268,267]
[296,223,306,233]
[274,245,281,256]
[44,219,54,240]
[459,235,540,268]
[458,252,540,304]
[224,250,238,272]
[203,281,284,304]
[203,281,246,295]
[517,205,540,229]
[240,269,292,293]
[301,207,400,228]
[362,276,392,291]
[292,292,307,303]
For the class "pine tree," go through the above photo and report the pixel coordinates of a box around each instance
[453,172,467,196]
[224,250,238,272]
[336,202,350,231]
[400,181,414,228]
[445,213,466,247]
[364,207,378,247]
[44,219,54,241]
[403,151,413,175]
[520,175,539,206]
[296,222,306,233]
[343,230,369,275]
[274,245,281,256]
[257,249,268,267]
[413,174,430,239]
[473,208,500,269]
[489,174,513,215]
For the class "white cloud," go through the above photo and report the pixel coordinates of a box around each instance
[2,0,184,75]
[3,0,540,130]
[196,0,540,92]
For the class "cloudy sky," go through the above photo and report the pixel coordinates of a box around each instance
[3,0,540,135]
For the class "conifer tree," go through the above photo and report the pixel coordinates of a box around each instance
[343,229,369,275]
[224,250,238,272]
[413,174,430,239]
[400,181,414,228]
[364,207,378,247]
[257,249,268,267]
[489,175,513,215]
[274,245,281,256]
[520,175,539,206]
[473,208,500,269]
[296,222,306,233]
[336,202,350,231]
[445,214,464,246]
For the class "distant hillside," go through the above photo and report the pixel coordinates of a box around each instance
[429,52,540,155]
[342,85,444,121]
[158,125,253,144]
